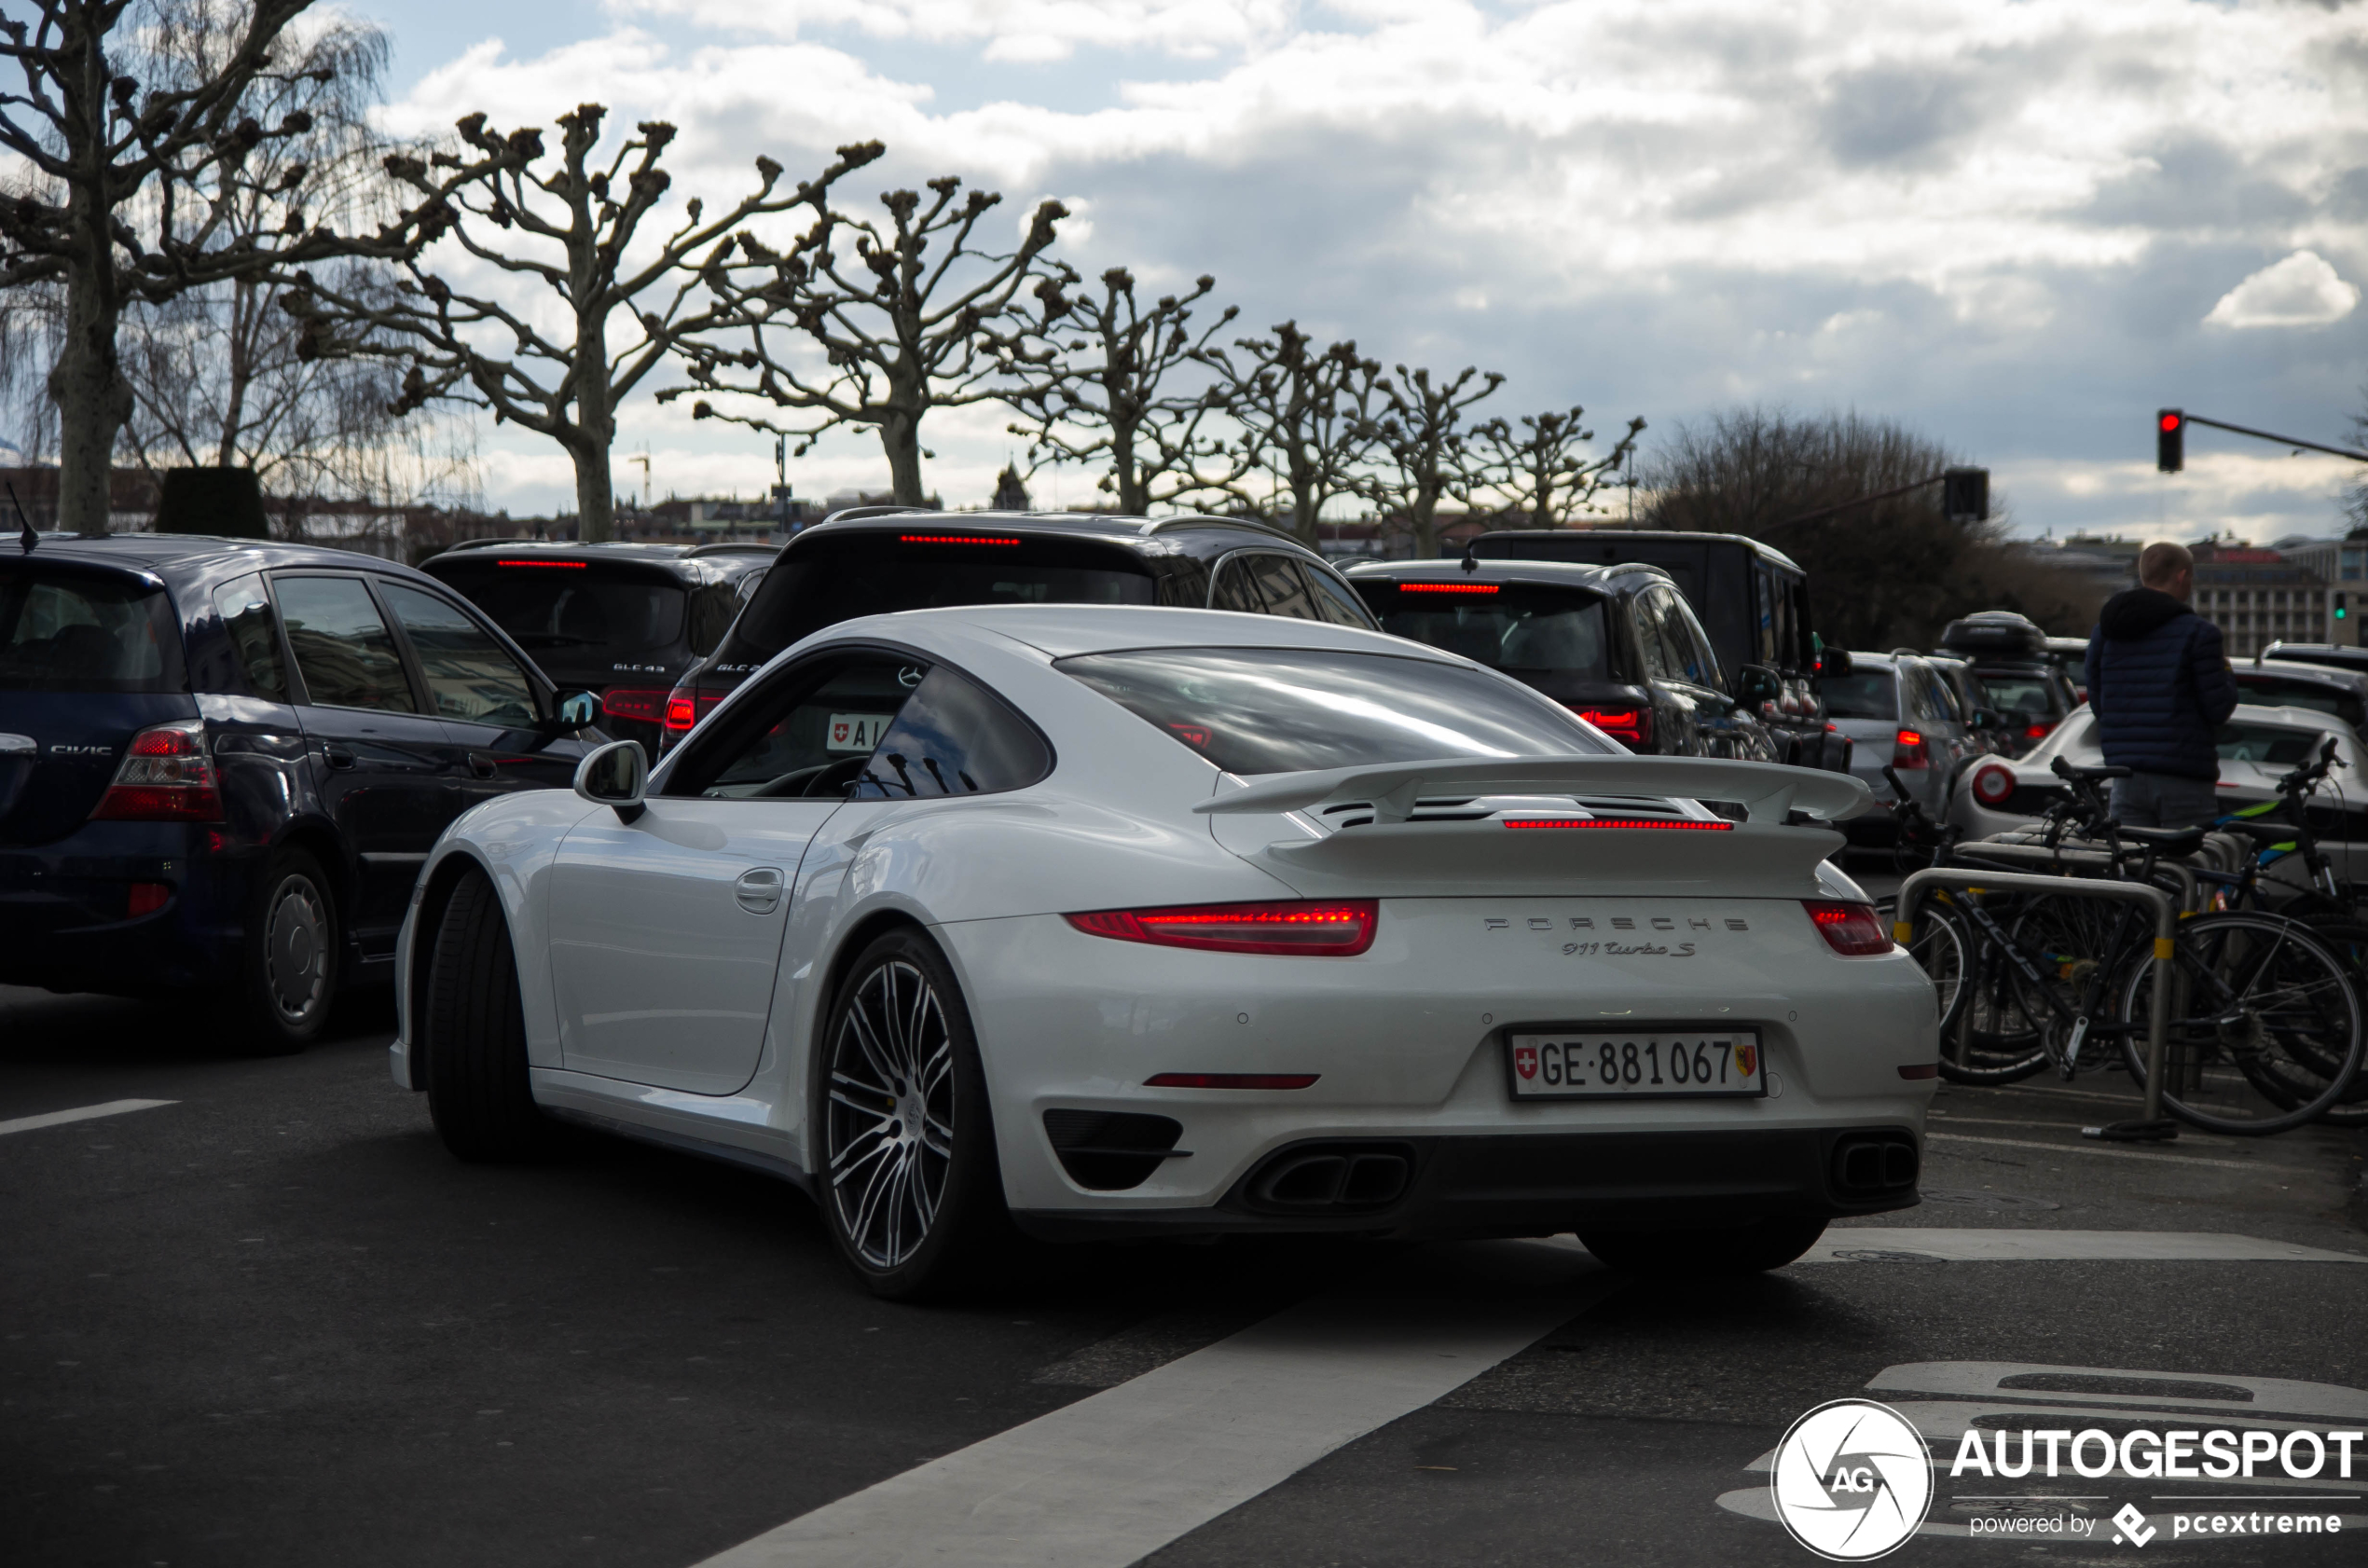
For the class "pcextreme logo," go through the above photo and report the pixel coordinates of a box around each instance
[1769,1399,1935,1561]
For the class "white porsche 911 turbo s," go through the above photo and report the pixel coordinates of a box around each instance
[392,604,1938,1297]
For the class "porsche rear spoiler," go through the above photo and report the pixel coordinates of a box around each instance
[1192,754,1870,826]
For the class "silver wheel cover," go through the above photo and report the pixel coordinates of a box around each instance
[262,873,329,1026]
[824,959,955,1270]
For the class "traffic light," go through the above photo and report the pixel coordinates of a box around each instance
[2157,409,2184,473]
[1942,466,1989,522]
[2337,594,2348,622]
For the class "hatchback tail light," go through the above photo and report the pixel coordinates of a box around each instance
[601,687,671,725]
[1803,901,1893,956]
[1066,901,1379,956]
[89,721,223,822]
[1891,728,1930,770]
[1571,705,1651,748]
[2023,720,2056,742]
[1970,763,2017,808]
[126,881,172,917]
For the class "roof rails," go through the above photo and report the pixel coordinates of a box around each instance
[684,541,780,558]
[1142,513,1293,539]
[441,537,544,552]
[822,504,922,525]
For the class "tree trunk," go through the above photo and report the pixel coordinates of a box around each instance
[51,253,131,536]
[571,439,615,544]
[1411,479,1439,558]
[573,306,616,543]
[1113,411,1145,515]
[879,407,926,505]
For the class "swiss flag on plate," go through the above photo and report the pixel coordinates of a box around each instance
[832,721,849,745]
[1513,1044,1537,1080]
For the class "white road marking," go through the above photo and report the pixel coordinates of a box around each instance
[1924,1131,2268,1170]
[1803,1228,2366,1263]
[0,1099,176,1138]
[691,1290,1598,1568]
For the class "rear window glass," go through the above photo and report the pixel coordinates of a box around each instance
[0,569,182,694]
[1976,674,2062,717]
[732,534,1156,660]
[2216,722,2323,765]
[1362,582,1611,678]
[2233,674,2365,730]
[433,561,687,655]
[1821,669,1897,721]
[1055,647,1612,776]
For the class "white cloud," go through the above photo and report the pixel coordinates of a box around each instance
[612,0,1292,62]
[2203,250,2361,330]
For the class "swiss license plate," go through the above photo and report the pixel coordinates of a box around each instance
[1507,1029,1764,1100]
[826,713,894,752]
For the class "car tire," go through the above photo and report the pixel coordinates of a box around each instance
[228,846,339,1055]
[813,927,1010,1300]
[423,866,558,1162]
[1578,1215,1828,1276]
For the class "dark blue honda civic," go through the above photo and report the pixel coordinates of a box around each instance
[0,531,603,1052]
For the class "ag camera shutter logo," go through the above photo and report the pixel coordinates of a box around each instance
[1770,1398,1934,1561]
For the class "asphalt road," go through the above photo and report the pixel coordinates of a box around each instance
[6,974,2365,1568]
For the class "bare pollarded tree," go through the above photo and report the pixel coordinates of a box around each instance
[1359,364,1503,556]
[667,175,1067,507]
[0,0,411,532]
[998,268,1246,515]
[1468,406,1645,529]
[283,106,881,541]
[1198,321,1382,545]
[108,7,477,529]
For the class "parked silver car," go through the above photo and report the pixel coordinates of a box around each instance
[1825,651,1991,842]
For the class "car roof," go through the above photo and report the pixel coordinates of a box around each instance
[426,539,778,577]
[1341,558,1623,591]
[1473,528,1805,573]
[812,602,1466,664]
[6,532,438,582]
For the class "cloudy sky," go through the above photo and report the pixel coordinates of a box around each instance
[346,0,2368,543]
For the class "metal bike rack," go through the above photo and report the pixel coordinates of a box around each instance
[1947,840,2203,915]
[1893,867,2178,1142]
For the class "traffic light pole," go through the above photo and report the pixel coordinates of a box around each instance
[2160,410,2368,468]
[1764,466,1989,530]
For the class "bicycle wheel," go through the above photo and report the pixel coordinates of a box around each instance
[2113,912,2365,1135]
[1898,900,1967,1037]
[2007,893,2138,1076]
[1935,898,2054,1084]
[2257,920,2368,1127]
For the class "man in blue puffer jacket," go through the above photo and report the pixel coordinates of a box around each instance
[2082,540,2238,828]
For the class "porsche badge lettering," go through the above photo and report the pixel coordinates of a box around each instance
[1484,913,1747,937]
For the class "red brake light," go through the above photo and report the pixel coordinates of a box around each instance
[496,558,586,568]
[664,686,723,734]
[1396,582,1499,595]
[1066,901,1378,956]
[1804,901,1893,956]
[1166,722,1212,749]
[1143,1073,1321,1090]
[88,721,223,822]
[899,534,1021,546]
[1971,763,2017,807]
[1572,706,1651,747]
[2024,720,2054,740]
[601,687,671,724]
[1503,817,1733,831]
[1891,728,1930,770]
[127,882,172,917]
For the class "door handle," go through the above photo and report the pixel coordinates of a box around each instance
[323,744,357,770]
[734,865,786,914]
[468,752,498,779]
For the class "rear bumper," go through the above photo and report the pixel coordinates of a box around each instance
[1012,1124,1921,1241]
[0,823,248,994]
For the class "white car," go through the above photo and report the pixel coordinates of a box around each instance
[1949,703,2368,876]
[392,606,1938,1297]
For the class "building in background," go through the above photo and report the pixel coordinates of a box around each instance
[2192,542,2334,659]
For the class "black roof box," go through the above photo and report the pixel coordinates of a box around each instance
[1940,611,2047,657]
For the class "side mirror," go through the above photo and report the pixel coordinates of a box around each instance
[554,690,599,731]
[1973,708,2001,731]
[1736,664,1781,706]
[573,738,648,823]
[1817,646,1852,679]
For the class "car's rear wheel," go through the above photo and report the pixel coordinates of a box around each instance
[815,928,1008,1300]
[229,846,338,1054]
[423,866,558,1162]
[1578,1215,1828,1275]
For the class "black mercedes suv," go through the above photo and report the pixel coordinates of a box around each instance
[0,532,602,1050]
[656,509,1380,750]
[420,540,777,753]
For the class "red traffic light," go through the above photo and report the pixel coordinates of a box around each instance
[2159,412,2183,433]
[2157,407,2184,473]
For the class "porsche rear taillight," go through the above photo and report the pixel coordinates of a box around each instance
[1066,901,1379,956]
[2023,720,2055,742]
[1891,728,1930,770]
[88,721,222,822]
[1804,901,1892,956]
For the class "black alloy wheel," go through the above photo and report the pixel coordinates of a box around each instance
[816,928,1007,1300]
[232,846,338,1054]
